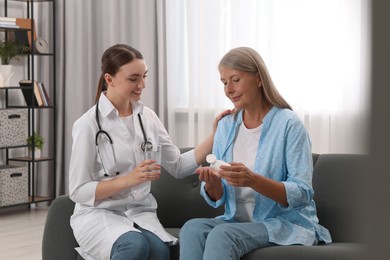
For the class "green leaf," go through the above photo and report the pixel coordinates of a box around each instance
[0,39,29,65]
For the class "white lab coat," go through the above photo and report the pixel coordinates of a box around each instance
[69,93,198,260]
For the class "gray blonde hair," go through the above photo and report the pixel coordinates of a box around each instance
[219,47,292,110]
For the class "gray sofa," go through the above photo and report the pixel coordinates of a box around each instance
[42,149,366,260]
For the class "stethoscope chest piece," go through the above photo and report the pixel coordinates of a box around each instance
[141,140,153,152]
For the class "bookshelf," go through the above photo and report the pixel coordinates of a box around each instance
[0,0,56,208]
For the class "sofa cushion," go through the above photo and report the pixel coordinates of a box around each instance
[151,169,224,228]
[240,243,366,260]
[151,147,224,228]
[166,228,181,259]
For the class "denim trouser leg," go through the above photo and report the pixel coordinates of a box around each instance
[179,218,271,260]
[111,227,170,260]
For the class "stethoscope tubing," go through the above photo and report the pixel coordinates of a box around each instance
[95,102,153,177]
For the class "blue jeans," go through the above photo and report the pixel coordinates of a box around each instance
[179,218,272,260]
[110,226,170,260]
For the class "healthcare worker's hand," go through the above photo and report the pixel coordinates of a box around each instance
[95,159,160,201]
[196,166,223,201]
[212,108,236,133]
[194,108,235,166]
[123,159,161,187]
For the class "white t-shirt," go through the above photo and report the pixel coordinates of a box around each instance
[233,122,262,222]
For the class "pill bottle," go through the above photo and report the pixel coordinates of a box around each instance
[206,154,230,170]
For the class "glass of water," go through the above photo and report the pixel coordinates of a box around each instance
[144,144,161,172]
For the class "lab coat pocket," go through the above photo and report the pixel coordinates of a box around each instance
[131,181,151,201]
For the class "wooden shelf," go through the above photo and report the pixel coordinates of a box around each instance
[10,0,54,3]
[9,156,53,162]
[0,196,53,208]
[29,195,53,203]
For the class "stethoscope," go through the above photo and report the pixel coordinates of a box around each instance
[95,102,153,177]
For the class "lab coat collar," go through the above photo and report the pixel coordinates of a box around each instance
[98,92,145,118]
[131,100,144,115]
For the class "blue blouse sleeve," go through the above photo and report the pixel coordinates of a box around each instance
[281,117,314,210]
[200,181,226,208]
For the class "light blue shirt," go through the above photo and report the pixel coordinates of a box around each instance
[200,107,332,245]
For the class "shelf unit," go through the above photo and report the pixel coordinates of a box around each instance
[0,0,56,208]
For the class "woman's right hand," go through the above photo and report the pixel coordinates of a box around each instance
[123,159,161,187]
[196,166,223,201]
[95,159,161,201]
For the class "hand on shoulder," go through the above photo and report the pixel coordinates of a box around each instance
[213,108,236,132]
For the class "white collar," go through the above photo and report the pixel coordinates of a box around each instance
[98,92,144,119]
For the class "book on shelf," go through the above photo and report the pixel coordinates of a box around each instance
[12,30,30,53]
[0,23,19,28]
[19,79,50,107]
[19,80,38,107]
[9,18,37,50]
[37,81,46,106]
[38,81,52,106]
[0,17,19,29]
[0,17,17,23]
[2,18,36,52]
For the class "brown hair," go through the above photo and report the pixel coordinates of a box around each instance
[219,47,292,110]
[94,44,144,103]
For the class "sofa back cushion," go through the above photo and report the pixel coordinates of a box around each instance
[313,154,366,243]
[152,149,366,243]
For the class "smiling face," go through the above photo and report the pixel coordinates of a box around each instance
[104,59,148,103]
[219,65,262,110]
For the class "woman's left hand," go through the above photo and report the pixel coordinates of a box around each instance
[218,162,256,187]
[220,162,289,206]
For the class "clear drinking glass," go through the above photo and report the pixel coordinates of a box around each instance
[144,144,161,172]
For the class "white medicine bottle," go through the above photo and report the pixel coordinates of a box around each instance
[206,154,230,171]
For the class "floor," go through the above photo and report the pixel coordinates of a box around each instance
[0,204,48,260]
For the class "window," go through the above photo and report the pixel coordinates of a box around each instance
[166,0,370,153]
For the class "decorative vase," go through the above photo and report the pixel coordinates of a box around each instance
[28,149,42,159]
[0,71,3,87]
[0,64,14,88]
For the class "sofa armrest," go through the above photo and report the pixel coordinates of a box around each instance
[42,195,82,260]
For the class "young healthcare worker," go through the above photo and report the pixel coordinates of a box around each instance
[68,44,231,260]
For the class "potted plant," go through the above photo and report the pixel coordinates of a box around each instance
[26,132,45,158]
[0,39,28,87]
[0,39,28,65]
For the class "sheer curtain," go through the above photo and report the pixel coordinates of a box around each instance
[6,0,165,195]
[165,0,370,154]
[57,0,164,195]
